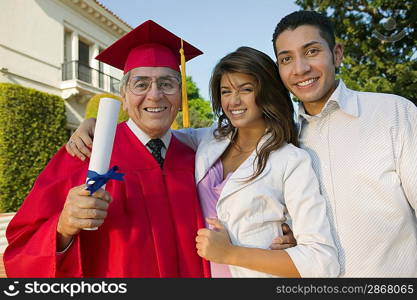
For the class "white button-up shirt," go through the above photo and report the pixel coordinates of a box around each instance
[297,80,417,277]
[126,119,171,158]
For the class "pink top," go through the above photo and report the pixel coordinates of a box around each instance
[197,159,233,278]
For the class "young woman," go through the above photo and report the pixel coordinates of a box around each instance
[67,47,339,278]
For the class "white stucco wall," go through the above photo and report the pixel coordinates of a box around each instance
[0,0,124,97]
[0,0,63,95]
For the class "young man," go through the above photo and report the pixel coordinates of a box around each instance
[272,11,417,277]
[4,20,210,278]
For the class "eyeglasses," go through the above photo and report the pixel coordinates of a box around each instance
[128,76,181,95]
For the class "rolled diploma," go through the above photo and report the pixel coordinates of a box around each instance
[84,97,120,230]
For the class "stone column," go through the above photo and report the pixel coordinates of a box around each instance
[91,44,99,87]
[70,31,79,79]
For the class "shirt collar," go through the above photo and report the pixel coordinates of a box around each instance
[126,119,172,149]
[330,79,359,118]
[296,79,359,121]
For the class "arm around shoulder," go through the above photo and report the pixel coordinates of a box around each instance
[173,126,213,151]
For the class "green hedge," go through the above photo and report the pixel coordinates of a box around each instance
[85,93,128,123]
[0,83,69,212]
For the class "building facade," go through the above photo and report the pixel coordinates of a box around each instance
[0,0,131,129]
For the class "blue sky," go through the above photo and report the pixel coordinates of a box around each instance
[98,0,300,100]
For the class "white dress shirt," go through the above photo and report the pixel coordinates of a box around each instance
[126,119,171,157]
[297,80,417,277]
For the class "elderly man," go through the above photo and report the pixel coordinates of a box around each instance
[4,20,209,278]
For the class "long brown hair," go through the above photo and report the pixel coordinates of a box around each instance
[210,46,298,181]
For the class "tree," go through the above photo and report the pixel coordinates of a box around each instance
[295,0,417,105]
[175,76,214,128]
[85,93,128,123]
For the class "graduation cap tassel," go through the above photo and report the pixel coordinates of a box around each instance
[180,39,190,128]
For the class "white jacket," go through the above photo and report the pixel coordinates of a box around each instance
[174,126,339,277]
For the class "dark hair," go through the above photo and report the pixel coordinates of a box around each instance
[272,11,336,57]
[210,46,298,181]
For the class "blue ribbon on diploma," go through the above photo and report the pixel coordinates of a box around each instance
[86,166,125,195]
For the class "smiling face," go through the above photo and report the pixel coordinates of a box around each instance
[220,72,265,130]
[122,67,181,138]
[275,25,343,115]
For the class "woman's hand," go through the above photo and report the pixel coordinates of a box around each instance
[65,118,97,160]
[195,218,236,264]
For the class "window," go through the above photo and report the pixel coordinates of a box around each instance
[78,40,91,83]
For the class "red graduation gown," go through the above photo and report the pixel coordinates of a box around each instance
[4,122,210,278]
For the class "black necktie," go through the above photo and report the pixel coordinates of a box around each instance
[147,139,164,168]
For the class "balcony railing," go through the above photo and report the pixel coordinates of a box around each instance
[62,60,120,94]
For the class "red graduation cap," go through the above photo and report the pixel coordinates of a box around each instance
[95,20,202,128]
[95,20,203,73]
